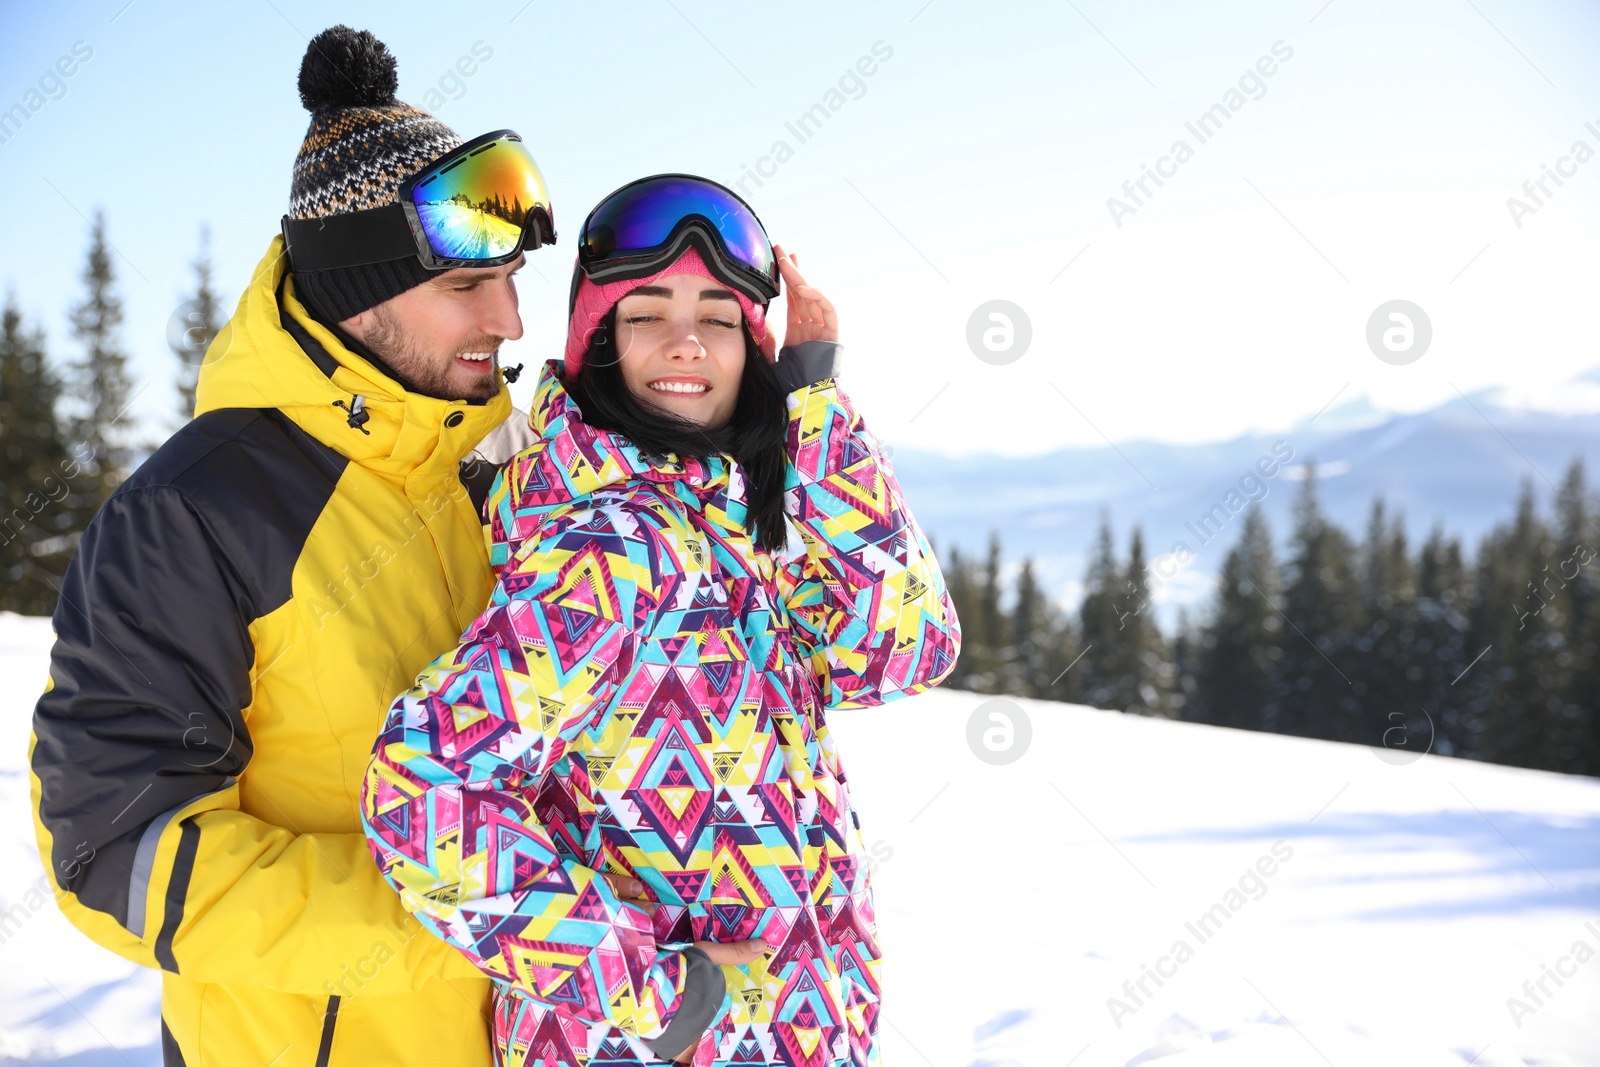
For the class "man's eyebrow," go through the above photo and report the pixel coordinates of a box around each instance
[440,256,525,287]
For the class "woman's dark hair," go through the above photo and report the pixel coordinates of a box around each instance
[563,306,791,554]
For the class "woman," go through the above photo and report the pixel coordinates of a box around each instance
[361,175,960,1067]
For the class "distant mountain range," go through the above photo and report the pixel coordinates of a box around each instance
[889,367,1600,631]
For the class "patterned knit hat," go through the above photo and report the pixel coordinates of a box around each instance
[288,26,465,322]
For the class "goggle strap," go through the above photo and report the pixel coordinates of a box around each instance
[281,205,424,272]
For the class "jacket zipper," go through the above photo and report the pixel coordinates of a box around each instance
[314,995,340,1067]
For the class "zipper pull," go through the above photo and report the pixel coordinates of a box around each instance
[333,394,371,434]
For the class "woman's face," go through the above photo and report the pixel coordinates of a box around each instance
[614,273,747,430]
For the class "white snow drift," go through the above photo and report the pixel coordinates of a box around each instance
[2,612,1596,1066]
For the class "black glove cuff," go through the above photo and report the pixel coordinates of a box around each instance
[774,340,842,391]
[641,946,726,1061]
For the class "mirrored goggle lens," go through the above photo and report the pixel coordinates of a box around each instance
[581,177,773,282]
[409,137,552,260]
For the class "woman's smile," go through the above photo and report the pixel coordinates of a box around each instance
[647,375,712,396]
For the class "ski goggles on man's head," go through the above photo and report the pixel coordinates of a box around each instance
[282,129,556,272]
[576,174,779,304]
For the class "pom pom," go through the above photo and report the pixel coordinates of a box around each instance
[297,25,398,112]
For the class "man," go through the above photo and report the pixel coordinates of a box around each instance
[29,26,550,1066]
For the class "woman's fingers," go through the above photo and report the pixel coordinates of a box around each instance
[692,938,770,966]
[603,872,643,897]
[771,242,839,344]
[602,872,655,914]
[778,250,807,334]
[775,245,809,290]
[818,291,839,336]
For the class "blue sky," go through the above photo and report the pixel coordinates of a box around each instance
[2,0,1598,454]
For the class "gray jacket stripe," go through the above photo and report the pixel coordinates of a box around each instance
[125,778,236,938]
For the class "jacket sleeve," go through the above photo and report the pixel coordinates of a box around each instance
[360,502,712,1039]
[774,348,961,709]
[28,485,475,997]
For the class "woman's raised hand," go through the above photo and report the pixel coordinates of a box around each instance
[773,243,838,348]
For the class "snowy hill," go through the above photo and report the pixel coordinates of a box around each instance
[2,612,1597,1065]
[893,368,1600,630]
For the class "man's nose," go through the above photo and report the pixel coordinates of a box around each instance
[479,280,524,341]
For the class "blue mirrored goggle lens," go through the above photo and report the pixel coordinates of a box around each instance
[581,177,773,282]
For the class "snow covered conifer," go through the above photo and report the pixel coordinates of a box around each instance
[175,224,223,423]
[1272,462,1362,741]
[1078,511,1124,709]
[1193,506,1278,730]
[67,209,133,510]
[0,295,76,613]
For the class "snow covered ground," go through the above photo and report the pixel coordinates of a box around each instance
[2,611,1597,1065]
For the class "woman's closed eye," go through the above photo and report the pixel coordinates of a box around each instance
[624,313,738,329]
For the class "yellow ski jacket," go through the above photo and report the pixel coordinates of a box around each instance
[29,237,522,1066]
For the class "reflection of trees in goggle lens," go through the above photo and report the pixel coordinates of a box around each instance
[585,223,617,258]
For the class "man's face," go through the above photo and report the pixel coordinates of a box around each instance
[614,274,747,430]
[341,255,525,401]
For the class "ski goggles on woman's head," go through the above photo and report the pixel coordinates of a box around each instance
[282,129,556,272]
[576,174,779,303]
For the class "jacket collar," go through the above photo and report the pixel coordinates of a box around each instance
[527,358,732,494]
[491,360,743,558]
[193,237,512,479]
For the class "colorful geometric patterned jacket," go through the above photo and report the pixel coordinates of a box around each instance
[360,352,960,1066]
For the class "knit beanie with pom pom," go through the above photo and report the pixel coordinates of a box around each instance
[288,25,465,322]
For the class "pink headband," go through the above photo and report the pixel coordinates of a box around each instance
[563,246,769,376]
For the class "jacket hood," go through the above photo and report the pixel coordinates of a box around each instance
[489,359,743,565]
[194,236,512,474]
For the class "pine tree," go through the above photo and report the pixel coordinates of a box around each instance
[1513,478,1569,772]
[1078,511,1123,708]
[1008,558,1083,699]
[1192,506,1279,730]
[1272,462,1362,742]
[1460,520,1508,762]
[68,209,134,511]
[174,223,223,422]
[1169,606,1200,720]
[1467,478,1564,771]
[974,531,1005,693]
[0,295,77,613]
[1416,524,1472,757]
[1114,527,1169,715]
[1355,498,1426,752]
[940,534,1005,693]
[1548,460,1598,772]
[941,541,983,691]
[1004,557,1046,695]
[1043,600,1086,705]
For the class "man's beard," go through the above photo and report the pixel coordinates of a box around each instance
[364,304,504,402]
